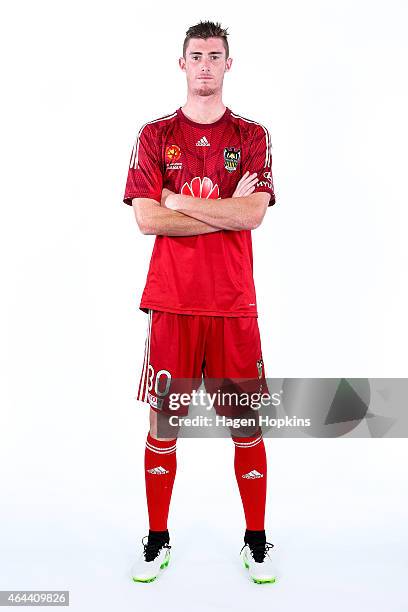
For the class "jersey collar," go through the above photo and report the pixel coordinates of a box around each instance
[176,106,231,128]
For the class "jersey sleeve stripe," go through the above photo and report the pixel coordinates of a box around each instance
[129,112,178,170]
[230,111,272,167]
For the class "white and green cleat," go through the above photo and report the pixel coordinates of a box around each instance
[241,541,277,584]
[130,535,171,583]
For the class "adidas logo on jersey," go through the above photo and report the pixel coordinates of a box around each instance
[147,466,169,475]
[196,136,210,146]
[242,470,264,479]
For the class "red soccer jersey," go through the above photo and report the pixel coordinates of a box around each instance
[123,106,275,317]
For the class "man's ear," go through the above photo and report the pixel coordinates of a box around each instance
[179,57,186,71]
[225,57,233,72]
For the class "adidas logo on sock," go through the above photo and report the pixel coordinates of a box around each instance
[196,136,210,146]
[242,470,264,479]
[147,466,169,475]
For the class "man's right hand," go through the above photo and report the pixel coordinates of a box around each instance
[232,171,258,197]
[161,188,174,207]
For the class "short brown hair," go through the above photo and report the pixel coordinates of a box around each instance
[183,21,229,59]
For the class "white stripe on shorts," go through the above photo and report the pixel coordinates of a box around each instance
[137,309,153,402]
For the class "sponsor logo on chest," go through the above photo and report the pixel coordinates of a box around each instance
[196,136,210,146]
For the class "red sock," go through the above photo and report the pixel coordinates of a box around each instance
[232,432,267,530]
[145,432,177,531]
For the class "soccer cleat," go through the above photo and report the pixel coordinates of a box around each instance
[130,535,171,583]
[241,540,277,584]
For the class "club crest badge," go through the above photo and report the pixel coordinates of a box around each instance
[224,147,240,173]
[256,358,264,379]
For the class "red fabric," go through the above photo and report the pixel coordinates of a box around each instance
[123,107,275,317]
[144,432,177,531]
[232,433,267,530]
[137,310,269,416]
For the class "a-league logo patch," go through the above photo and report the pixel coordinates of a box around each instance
[165,144,182,170]
[224,147,240,172]
[165,144,181,163]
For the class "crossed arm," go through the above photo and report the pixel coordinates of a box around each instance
[132,172,270,237]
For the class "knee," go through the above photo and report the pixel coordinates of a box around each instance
[149,408,178,441]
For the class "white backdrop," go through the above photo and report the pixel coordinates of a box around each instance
[1,0,407,610]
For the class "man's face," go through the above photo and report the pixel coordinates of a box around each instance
[179,37,232,97]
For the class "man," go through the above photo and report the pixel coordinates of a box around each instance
[122,20,277,584]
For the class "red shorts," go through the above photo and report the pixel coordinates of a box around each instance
[136,309,269,417]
